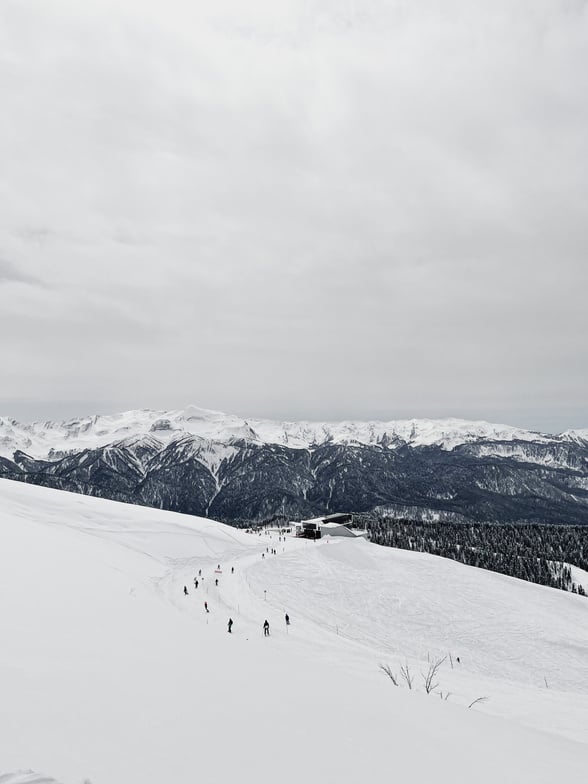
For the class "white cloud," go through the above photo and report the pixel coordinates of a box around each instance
[0,0,586,429]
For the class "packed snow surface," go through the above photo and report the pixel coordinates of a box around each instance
[1,479,588,783]
[0,404,568,460]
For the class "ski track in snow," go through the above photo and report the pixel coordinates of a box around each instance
[1,479,588,784]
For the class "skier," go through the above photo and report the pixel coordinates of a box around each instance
[263,619,270,637]
[183,586,188,596]
[231,566,234,574]
[228,618,233,633]
[204,601,209,613]
[215,578,219,587]
[194,579,199,589]
[198,569,202,577]
[285,613,290,626]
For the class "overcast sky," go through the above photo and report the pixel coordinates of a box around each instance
[0,0,586,431]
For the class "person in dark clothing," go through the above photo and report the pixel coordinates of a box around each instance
[204,601,209,612]
[231,566,234,574]
[228,618,233,633]
[194,579,199,589]
[285,613,290,626]
[215,578,219,586]
[183,586,188,596]
[263,619,270,637]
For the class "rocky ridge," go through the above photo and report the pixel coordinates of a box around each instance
[1,406,587,524]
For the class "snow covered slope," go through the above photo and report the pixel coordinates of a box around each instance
[0,404,562,459]
[1,479,588,783]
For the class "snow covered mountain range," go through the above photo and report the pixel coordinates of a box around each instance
[1,404,587,457]
[1,405,587,524]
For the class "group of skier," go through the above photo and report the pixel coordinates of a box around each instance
[226,615,290,636]
[184,581,291,638]
[182,531,292,638]
[184,564,230,596]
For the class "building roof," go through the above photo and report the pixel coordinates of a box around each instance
[299,513,352,525]
[322,513,352,523]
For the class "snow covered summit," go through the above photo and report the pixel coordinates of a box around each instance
[0,404,565,460]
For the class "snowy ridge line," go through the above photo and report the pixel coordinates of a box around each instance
[0,403,584,460]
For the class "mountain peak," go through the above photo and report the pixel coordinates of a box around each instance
[0,405,582,461]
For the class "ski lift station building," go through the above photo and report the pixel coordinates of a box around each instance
[293,514,368,540]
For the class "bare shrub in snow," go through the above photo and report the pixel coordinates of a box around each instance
[468,696,489,709]
[422,656,446,694]
[400,663,414,690]
[379,663,399,686]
